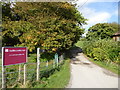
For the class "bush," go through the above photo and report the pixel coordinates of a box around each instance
[82,39,120,64]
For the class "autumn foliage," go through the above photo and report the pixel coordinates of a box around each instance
[2,2,87,52]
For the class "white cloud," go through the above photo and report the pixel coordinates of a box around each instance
[114,10,118,16]
[88,12,111,24]
[82,12,111,31]
[79,7,96,18]
[78,7,112,37]
[80,7,111,29]
[76,0,119,37]
[76,0,98,7]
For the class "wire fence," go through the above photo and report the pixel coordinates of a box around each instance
[0,54,64,88]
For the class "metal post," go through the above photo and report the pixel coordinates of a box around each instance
[24,63,26,85]
[36,48,40,81]
[2,47,6,89]
[55,53,58,66]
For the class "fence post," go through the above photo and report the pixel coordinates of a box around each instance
[59,54,64,63]
[2,66,6,88]
[2,47,6,89]
[24,63,26,85]
[36,48,40,81]
[55,53,58,66]
[18,64,21,81]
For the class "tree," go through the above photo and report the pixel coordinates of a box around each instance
[86,23,115,40]
[107,22,120,32]
[2,2,87,52]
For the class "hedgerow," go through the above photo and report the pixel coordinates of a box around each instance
[82,39,120,64]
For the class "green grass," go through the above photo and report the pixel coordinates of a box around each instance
[84,55,119,75]
[34,59,70,88]
[5,53,70,88]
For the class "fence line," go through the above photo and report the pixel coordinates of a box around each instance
[6,71,22,75]
[6,77,16,80]
[0,53,65,88]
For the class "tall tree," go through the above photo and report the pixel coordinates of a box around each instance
[2,2,87,52]
[86,23,115,40]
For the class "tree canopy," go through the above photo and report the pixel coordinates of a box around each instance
[2,2,87,52]
[86,23,115,41]
[107,22,120,32]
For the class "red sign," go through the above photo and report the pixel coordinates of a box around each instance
[2,47,27,66]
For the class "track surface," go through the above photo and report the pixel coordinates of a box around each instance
[67,53,118,88]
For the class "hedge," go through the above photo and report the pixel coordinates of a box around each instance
[82,39,120,64]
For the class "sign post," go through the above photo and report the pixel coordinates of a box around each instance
[2,47,27,88]
[2,47,6,88]
[2,65,6,89]
[36,48,40,81]
[24,63,26,85]
[18,64,21,81]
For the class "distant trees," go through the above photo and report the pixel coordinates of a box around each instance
[82,22,120,64]
[2,2,87,52]
[108,22,120,32]
[86,23,116,40]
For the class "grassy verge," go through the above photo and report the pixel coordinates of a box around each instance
[34,59,70,88]
[84,54,119,75]
[76,41,119,75]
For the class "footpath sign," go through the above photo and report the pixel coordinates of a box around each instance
[2,47,27,88]
[2,47,27,66]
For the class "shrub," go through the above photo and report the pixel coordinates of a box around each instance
[82,39,119,64]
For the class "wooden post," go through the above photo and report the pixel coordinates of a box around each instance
[23,47,28,85]
[60,54,64,63]
[2,47,6,89]
[24,63,26,85]
[2,66,6,89]
[36,48,40,81]
[18,64,21,81]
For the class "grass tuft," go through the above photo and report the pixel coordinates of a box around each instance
[34,60,70,88]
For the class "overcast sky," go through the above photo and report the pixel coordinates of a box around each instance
[76,0,119,36]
